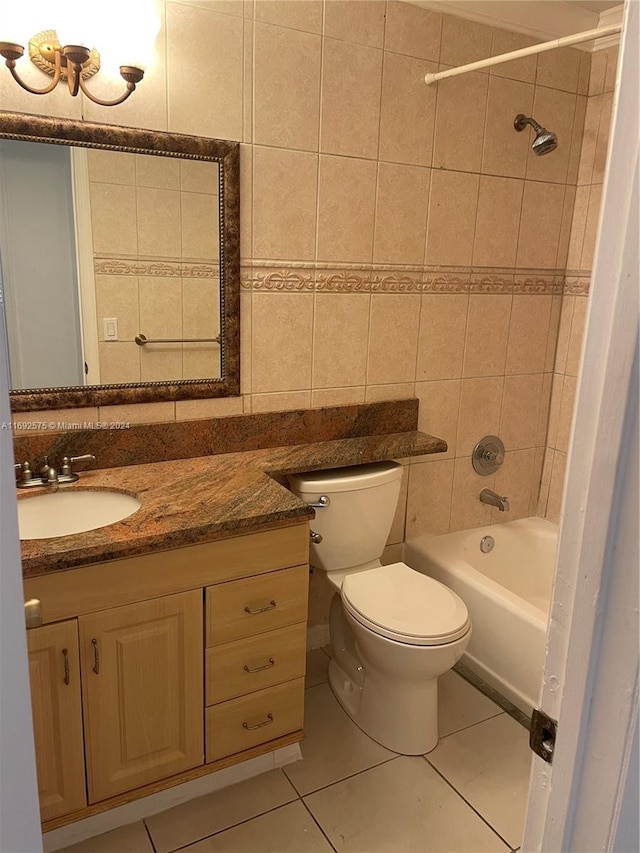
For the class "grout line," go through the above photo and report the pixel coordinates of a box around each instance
[375,2,388,165]
[143,818,158,852]
[496,296,515,441]
[439,706,506,740]
[478,59,493,178]
[294,754,400,800]
[314,5,325,268]
[369,3,387,273]
[422,756,516,851]
[165,797,299,853]
[299,798,339,853]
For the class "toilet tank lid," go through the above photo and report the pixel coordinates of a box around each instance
[288,461,402,493]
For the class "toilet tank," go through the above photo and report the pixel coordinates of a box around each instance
[288,462,403,572]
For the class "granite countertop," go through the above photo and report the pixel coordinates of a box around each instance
[19,430,446,577]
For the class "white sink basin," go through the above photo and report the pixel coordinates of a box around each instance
[18,490,141,540]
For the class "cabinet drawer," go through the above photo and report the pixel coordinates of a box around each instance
[206,678,304,763]
[206,622,306,705]
[206,565,308,647]
[23,524,309,625]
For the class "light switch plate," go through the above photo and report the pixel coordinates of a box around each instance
[103,318,118,340]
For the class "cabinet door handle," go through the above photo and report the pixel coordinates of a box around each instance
[242,713,273,731]
[243,657,275,674]
[244,600,276,615]
[91,638,100,674]
[62,648,70,685]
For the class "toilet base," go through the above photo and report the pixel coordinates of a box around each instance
[327,596,470,755]
[328,656,440,755]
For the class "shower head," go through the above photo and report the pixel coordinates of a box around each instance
[514,113,558,156]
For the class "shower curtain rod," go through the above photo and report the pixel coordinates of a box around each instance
[424,23,622,85]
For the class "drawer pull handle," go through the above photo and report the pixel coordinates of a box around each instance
[62,648,70,686]
[242,713,274,731]
[244,657,275,674]
[244,600,276,615]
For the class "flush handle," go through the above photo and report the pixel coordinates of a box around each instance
[310,530,323,544]
[308,495,330,509]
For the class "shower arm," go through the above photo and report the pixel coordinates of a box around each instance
[424,23,621,86]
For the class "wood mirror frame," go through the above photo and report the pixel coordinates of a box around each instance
[0,111,240,412]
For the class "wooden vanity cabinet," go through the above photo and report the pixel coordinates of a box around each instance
[23,522,310,829]
[27,620,87,821]
[79,590,204,802]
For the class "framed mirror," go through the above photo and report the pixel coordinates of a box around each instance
[0,111,239,411]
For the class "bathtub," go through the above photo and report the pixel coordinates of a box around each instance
[404,517,557,717]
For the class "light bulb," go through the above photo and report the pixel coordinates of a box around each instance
[55,1,102,49]
[76,0,161,72]
[118,0,161,70]
[0,2,48,46]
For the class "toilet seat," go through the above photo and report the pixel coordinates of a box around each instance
[341,563,470,647]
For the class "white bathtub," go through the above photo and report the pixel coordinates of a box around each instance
[404,517,558,716]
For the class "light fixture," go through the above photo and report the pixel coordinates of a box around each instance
[0,2,160,107]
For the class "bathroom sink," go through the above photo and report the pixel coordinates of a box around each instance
[18,490,141,540]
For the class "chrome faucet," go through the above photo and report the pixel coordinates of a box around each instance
[479,488,510,512]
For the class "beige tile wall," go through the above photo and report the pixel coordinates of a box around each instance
[87,150,221,382]
[539,44,618,523]
[5,1,615,626]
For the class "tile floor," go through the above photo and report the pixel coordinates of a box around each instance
[59,648,533,853]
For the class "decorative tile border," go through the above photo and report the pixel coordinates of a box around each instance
[513,273,563,295]
[564,275,591,295]
[95,258,220,279]
[240,261,572,295]
[246,267,314,291]
[316,269,371,292]
[470,273,514,294]
[422,272,469,293]
[370,271,422,292]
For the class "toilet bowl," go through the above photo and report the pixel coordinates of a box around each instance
[288,462,471,755]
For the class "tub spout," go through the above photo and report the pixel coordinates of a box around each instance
[479,488,510,512]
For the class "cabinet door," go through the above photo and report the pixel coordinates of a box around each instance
[27,620,87,821]
[79,590,203,803]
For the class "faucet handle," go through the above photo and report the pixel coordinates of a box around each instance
[70,454,96,466]
[14,461,29,483]
[61,454,96,475]
[60,454,96,481]
[472,436,506,475]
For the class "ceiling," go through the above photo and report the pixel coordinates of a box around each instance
[409,0,623,47]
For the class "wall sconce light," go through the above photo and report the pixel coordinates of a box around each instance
[0,3,160,107]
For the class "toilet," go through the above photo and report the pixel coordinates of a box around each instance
[288,461,471,755]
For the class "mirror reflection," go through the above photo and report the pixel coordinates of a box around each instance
[0,139,221,392]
